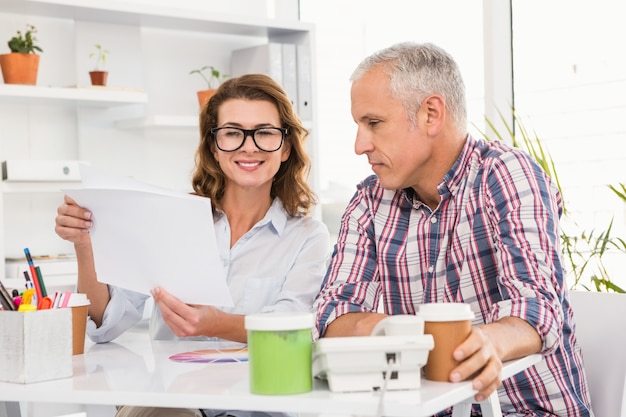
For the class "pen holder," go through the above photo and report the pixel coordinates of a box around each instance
[0,308,73,383]
[245,312,314,395]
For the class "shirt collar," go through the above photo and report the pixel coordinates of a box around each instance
[400,134,476,207]
[265,198,288,236]
[214,198,288,236]
[439,134,476,198]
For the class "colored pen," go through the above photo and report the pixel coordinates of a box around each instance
[0,280,17,310]
[11,289,22,308]
[35,266,47,297]
[38,296,52,310]
[54,291,63,308]
[24,248,43,301]
[60,290,72,308]
[18,303,36,312]
[23,271,37,306]
[21,288,36,307]
[24,271,34,289]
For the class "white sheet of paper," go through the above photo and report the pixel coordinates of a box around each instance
[64,166,233,307]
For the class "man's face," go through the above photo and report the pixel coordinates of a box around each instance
[350,66,433,191]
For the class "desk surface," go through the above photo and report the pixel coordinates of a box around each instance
[0,322,541,417]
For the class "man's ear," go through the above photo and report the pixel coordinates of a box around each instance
[421,94,446,135]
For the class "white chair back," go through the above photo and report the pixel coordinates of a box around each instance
[569,290,626,417]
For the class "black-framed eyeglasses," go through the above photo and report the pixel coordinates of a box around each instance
[210,127,287,152]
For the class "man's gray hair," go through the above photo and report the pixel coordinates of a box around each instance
[350,42,467,132]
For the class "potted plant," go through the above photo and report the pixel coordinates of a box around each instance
[0,24,43,85]
[88,44,109,86]
[189,65,228,107]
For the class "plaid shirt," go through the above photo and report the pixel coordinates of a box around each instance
[314,136,592,416]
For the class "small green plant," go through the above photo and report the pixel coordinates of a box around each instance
[189,65,228,89]
[7,24,43,54]
[89,44,109,71]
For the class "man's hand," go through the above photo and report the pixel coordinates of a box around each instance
[450,317,541,401]
[323,311,389,337]
[449,327,503,401]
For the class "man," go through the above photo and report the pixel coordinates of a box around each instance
[313,42,592,416]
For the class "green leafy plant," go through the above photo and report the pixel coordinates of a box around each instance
[480,111,626,293]
[89,44,109,71]
[189,65,228,89]
[7,24,43,54]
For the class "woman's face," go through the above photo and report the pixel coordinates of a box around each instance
[213,98,290,194]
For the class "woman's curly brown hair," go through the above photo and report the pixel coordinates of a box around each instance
[192,73,316,217]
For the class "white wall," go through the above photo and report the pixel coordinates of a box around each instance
[299,0,484,235]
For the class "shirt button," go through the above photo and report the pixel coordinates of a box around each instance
[428,266,434,273]
[430,216,437,224]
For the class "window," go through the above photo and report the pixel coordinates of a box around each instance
[512,0,626,288]
[300,0,484,237]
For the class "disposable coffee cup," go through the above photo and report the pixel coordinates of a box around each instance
[417,303,475,381]
[67,293,90,355]
[245,312,314,395]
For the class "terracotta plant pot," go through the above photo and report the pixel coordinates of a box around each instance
[0,53,40,85]
[89,71,108,86]
[197,89,217,108]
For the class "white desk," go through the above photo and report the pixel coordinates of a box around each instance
[0,323,541,417]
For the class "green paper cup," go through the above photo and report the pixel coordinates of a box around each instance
[245,312,314,395]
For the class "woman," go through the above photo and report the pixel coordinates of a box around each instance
[55,74,330,417]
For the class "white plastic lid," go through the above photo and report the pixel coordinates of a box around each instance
[66,292,91,307]
[245,312,314,331]
[417,303,474,322]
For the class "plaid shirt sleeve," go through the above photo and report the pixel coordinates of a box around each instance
[313,176,384,340]
[482,148,566,354]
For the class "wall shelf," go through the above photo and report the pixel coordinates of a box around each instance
[116,115,198,130]
[0,84,148,106]
[1,0,312,37]
[1,181,81,193]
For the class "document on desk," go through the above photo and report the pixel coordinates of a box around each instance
[63,165,233,306]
